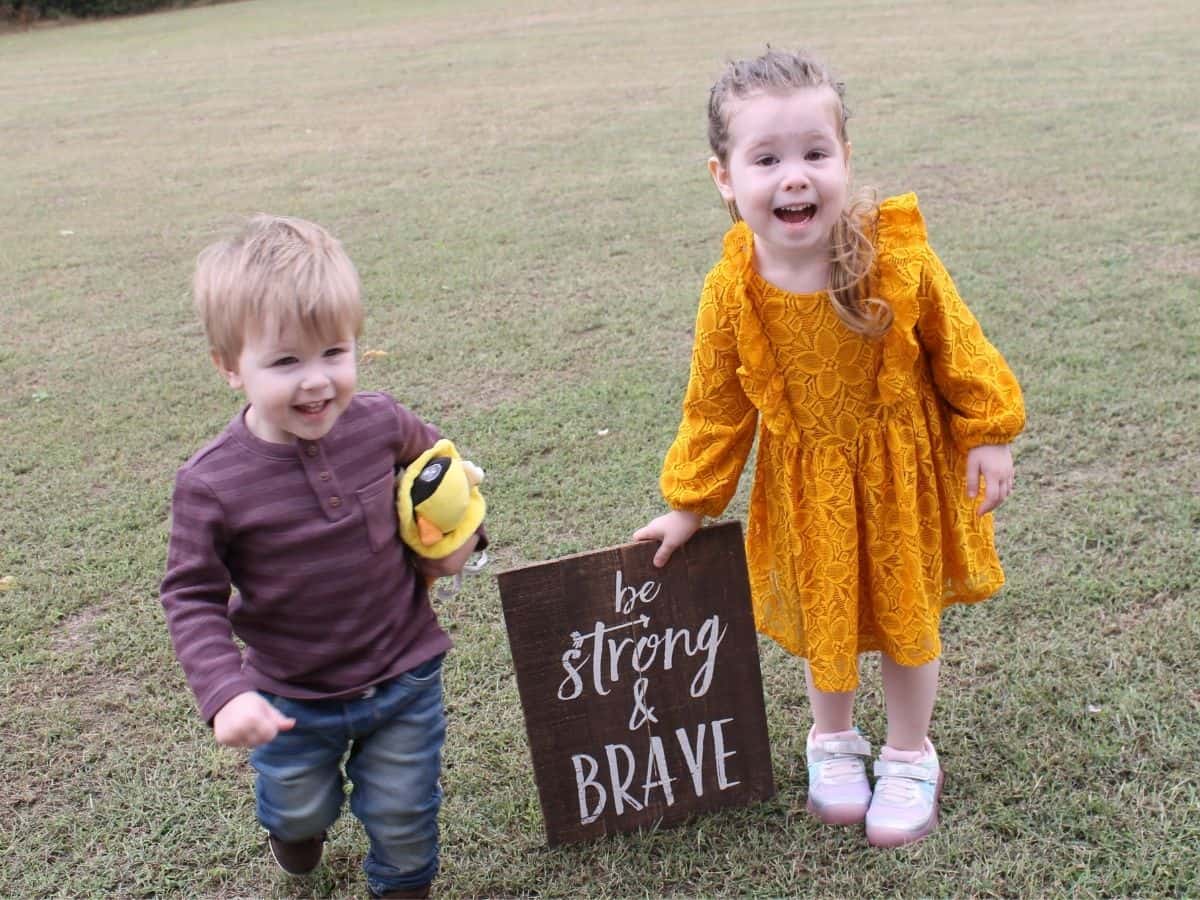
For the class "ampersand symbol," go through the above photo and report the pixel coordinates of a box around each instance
[627,676,659,730]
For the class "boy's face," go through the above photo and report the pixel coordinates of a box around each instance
[217,319,357,444]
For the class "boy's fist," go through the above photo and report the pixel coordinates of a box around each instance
[212,691,295,748]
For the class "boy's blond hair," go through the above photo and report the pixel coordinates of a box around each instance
[194,214,363,368]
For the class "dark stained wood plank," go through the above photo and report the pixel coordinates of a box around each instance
[497,521,775,845]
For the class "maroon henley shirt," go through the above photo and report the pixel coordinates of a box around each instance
[161,392,455,723]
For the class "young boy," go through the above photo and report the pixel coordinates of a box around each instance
[160,214,480,899]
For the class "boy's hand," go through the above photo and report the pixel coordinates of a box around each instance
[633,510,702,568]
[212,691,295,749]
[414,532,480,580]
[966,443,1015,516]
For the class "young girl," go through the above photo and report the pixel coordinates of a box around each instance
[634,49,1024,848]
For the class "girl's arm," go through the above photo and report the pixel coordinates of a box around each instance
[639,274,757,563]
[915,249,1024,514]
[915,249,1026,450]
[661,277,757,512]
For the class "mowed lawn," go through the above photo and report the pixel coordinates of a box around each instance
[1,0,1197,896]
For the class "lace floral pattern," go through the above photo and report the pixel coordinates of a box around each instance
[661,194,1025,691]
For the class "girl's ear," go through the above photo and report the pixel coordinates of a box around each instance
[212,350,243,390]
[708,156,736,204]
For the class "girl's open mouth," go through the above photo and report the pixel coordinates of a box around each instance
[295,400,330,416]
[775,203,816,224]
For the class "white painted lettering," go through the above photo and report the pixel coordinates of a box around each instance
[711,718,740,789]
[569,717,741,825]
[572,753,606,824]
[608,635,635,683]
[627,676,658,730]
[604,743,643,814]
[689,616,728,697]
[614,570,661,614]
[642,735,676,807]
[675,722,707,797]
[558,648,587,701]
[631,632,661,673]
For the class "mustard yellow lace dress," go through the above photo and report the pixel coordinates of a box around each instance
[660,194,1025,692]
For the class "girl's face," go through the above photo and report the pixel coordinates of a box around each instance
[709,86,850,278]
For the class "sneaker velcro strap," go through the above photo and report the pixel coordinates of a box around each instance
[873,759,938,782]
[820,737,872,757]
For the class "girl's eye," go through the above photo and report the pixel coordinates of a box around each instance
[754,155,778,167]
[271,356,298,367]
[323,347,348,358]
[806,150,828,161]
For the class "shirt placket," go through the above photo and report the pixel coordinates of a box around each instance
[299,440,350,521]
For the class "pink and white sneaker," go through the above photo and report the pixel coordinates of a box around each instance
[805,726,873,825]
[865,739,944,848]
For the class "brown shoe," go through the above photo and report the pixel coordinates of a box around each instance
[267,832,325,875]
[370,884,431,898]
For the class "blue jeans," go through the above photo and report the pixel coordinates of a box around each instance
[251,654,445,895]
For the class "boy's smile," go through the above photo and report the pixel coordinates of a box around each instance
[218,321,358,444]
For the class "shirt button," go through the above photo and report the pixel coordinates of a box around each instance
[319,471,331,481]
[329,496,342,508]
[305,444,318,457]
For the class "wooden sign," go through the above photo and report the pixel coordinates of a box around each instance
[497,521,775,845]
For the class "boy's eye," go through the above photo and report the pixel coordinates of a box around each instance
[754,155,778,167]
[806,150,828,161]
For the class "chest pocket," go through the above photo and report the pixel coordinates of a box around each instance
[356,470,399,553]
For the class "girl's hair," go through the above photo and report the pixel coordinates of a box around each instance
[194,214,363,368]
[707,49,892,338]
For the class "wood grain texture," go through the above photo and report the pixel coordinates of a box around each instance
[498,522,775,845]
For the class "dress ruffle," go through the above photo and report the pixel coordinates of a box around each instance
[720,222,798,443]
[724,194,935,436]
[873,193,925,407]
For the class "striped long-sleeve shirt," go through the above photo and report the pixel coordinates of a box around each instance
[160,392,454,722]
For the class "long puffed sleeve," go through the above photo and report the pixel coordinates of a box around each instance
[915,248,1026,449]
[660,270,759,517]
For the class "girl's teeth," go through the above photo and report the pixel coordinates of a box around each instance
[776,204,816,223]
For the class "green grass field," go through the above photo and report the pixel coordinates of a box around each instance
[2,0,1198,896]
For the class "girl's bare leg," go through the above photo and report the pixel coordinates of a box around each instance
[880,656,939,751]
[804,660,856,733]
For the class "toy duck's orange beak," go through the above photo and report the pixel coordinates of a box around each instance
[416,514,443,547]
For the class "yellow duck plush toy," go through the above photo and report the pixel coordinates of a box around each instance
[397,438,486,559]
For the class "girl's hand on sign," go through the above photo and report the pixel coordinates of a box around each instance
[633,510,702,568]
